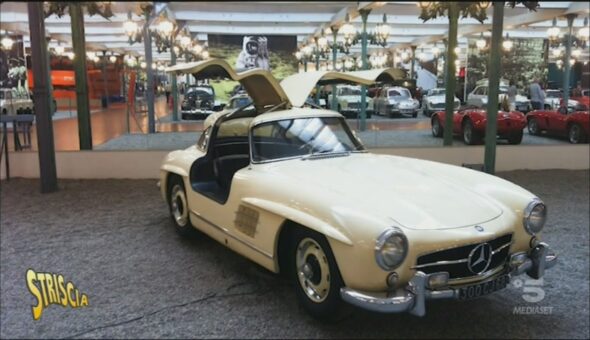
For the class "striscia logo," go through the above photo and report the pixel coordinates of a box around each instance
[26,269,89,320]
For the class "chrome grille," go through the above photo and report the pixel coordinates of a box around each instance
[413,234,512,280]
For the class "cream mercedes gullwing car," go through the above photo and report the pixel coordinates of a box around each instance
[161,59,556,320]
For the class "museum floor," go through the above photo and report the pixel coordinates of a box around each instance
[3,96,573,153]
[1,170,589,338]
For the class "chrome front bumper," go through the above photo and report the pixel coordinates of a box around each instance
[340,242,557,317]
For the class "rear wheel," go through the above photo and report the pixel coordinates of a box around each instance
[462,120,481,145]
[431,117,443,137]
[568,123,587,144]
[507,130,524,145]
[528,118,540,135]
[167,175,193,237]
[289,227,349,321]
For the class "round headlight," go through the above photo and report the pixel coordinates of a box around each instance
[375,227,408,271]
[523,199,547,235]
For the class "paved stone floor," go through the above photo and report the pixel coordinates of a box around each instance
[1,170,589,338]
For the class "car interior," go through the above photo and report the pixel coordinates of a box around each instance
[189,101,286,204]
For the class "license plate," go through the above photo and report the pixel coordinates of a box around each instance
[457,274,510,300]
[401,109,413,113]
[518,106,527,111]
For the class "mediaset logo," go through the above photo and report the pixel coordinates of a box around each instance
[26,269,89,320]
[511,277,553,315]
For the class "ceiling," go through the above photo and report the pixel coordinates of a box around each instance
[1,1,589,65]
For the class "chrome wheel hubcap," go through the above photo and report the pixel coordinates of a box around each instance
[529,120,538,134]
[569,126,580,143]
[296,238,330,303]
[170,184,188,227]
[464,124,472,144]
[432,120,439,136]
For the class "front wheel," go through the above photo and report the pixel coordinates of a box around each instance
[568,123,587,144]
[507,130,524,145]
[289,228,349,321]
[463,120,481,145]
[431,117,443,137]
[167,176,193,237]
[528,118,540,135]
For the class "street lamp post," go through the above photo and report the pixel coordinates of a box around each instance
[142,6,156,134]
[563,14,577,107]
[101,50,109,108]
[170,46,178,121]
[331,27,339,111]
[27,2,57,193]
[483,2,504,174]
[410,45,417,79]
[314,37,321,104]
[70,2,93,149]
[443,3,459,146]
[359,8,371,132]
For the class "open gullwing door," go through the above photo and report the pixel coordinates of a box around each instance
[280,68,406,108]
[165,59,290,110]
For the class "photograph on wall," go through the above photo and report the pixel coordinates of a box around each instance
[207,34,298,102]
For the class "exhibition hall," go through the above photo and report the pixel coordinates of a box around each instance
[0,1,589,339]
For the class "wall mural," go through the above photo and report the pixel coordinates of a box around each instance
[207,34,298,102]
[467,37,547,95]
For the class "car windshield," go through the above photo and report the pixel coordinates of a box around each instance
[251,117,364,162]
[187,87,213,97]
[340,87,361,96]
[231,97,251,108]
[546,91,561,98]
[389,89,410,98]
[430,89,445,96]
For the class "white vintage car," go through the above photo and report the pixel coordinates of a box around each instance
[373,86,420,118]
[544,89,579,111]
[467,85,531,113]
[161,59,556,320]
[327,84,374,119]
[421,88,461,117]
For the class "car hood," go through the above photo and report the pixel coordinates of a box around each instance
[390,98,415,104]
[545,98,579,106]
[268,153,503,230]
[339,95,362,102]
[427,95,459,104]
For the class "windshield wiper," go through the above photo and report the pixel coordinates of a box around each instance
[301,151,351,160]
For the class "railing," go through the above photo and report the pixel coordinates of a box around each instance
[0,114,35,180]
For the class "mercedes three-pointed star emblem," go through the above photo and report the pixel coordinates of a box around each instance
[467,243,492,274]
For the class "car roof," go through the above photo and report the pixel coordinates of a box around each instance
[251,107,342,126]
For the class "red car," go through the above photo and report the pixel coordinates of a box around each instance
[431,107,526,145]
[527,107,590,144]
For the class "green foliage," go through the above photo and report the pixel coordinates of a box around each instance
[419,1,539,23]
[467,38,547,93]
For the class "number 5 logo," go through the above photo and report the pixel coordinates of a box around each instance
[522,278,545,303]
